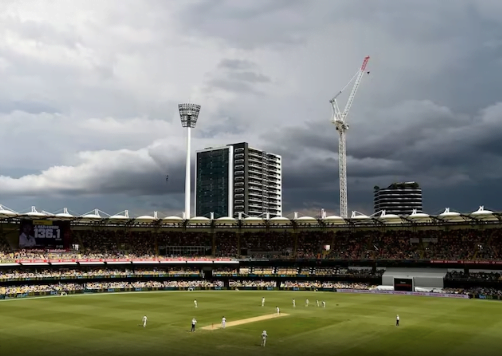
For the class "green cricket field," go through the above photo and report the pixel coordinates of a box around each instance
[1,291,501,356]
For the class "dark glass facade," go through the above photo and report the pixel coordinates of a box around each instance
[195,149,230,218]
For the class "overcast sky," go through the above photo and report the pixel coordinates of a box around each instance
[1,0,502,218]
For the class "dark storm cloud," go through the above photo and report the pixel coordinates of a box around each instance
[205,59,271,94]
[0,100,59,115]
[3,0,502,216]
[175,0,317,49]
[218,59,256,70]
[260,99,502,214]
[227,71,271,83]
[206,79,260,94]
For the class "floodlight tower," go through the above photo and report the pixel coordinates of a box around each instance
[179,103,201,219]
[330,56,370,218]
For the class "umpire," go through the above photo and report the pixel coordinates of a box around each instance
[191,318,197,332]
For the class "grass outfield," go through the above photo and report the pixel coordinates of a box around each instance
[1,291,502,356]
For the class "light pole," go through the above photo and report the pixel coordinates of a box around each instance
[179,103,201,219]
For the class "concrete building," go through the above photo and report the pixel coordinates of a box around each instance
[374,182,423,215]
[195,142,282,218]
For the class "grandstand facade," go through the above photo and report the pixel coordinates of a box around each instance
[2,203,502,301]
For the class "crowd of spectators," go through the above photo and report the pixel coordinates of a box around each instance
[446,271,502,282]
[0,268,200,281]
[229,280,275,288]
[279,281,375,290]
[0,280,224,295]
[0,266,386,281]
[2,227,502,261]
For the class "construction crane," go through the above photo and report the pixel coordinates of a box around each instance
[330,56,370,218]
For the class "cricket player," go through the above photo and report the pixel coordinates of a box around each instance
[142,315,147,328]
[191,318,197,332]
[305,299,309,307]
[261,330,268,347]
[194,299,198,308]
[262,297,265,307]
[316,300,319,307]
[276,306,280,314]
[322,301,326,308]
[292,299,296,307]
[396,315,400,326]
[222,316,226,329]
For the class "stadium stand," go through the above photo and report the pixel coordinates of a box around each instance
[3,211,502,300]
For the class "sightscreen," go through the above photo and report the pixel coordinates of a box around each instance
[19,219,71,249]
[394,278,414,291]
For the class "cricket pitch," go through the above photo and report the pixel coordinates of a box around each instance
[201,313,289,330]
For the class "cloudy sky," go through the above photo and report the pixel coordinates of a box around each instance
[1,0,502,218]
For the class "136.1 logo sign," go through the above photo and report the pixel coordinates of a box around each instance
[34,226,61,239]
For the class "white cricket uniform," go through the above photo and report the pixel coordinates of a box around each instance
[222,317,226,328]
[142,316,147,327]
[322,301,326,308]
[262,298,265,307]
[276,307,280,314]
[306,299,309,307]
[316,300,319,307]
[194,300,198,308]
[292,299,296,307]
[261,331,268,347]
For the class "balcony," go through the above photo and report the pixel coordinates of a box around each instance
[248,155,264,164]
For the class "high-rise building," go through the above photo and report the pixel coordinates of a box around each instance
[195,142,282,218]
[373,182,423,216]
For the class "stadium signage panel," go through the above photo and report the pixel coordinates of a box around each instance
[431,260,502,264]
[7,258,238,265]
[336,289,469,299]
[18,219,71,250]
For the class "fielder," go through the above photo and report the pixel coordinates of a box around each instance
[142,315,147,328]
[262,297,265,307]
[222,316,226,329]
[191,318,197,332]
[316,300,319,307]
[305,299,309,307]
[322,301,326,308]
[276,306,280,314]
[261,330,268,347]
[292,299,296,307]
[396,315,400,327]
[194,299,198,308]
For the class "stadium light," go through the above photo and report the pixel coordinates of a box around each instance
[179,103,201,219]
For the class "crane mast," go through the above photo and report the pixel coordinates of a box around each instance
[330,56,370,218]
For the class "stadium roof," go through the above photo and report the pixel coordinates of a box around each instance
[1,205,501,227]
